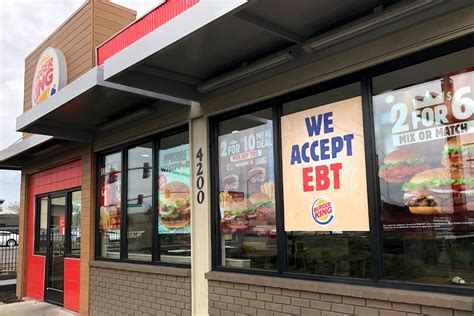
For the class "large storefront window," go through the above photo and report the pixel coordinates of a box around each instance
[283,84,371,278]
[214,86,371,277]
[217,108,277,270]
[127,143,153,261]
[373,49,474,288]
[97,129,191,265]
[158,132,191,264]
[212,47,473,294]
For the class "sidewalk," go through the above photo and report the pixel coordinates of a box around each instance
[0,300,77,316]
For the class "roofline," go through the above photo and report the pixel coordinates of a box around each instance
[95,0,166,61]
[100,0,136,16]
[96,0,199,65]
[0,134,53,164]
[102,0,248,79]
[15,66,194,135]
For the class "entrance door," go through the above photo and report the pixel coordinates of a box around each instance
[44,195,66,305]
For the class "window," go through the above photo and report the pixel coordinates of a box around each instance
[372,48,474,288]
[35,196,48,254]
[158,132,191,264]
[127,143,153,261]
[211,45,474,294]
[217,108,277,270]
[213,85,371,277]
[283,83,371,278]
[70,191,81,255]
[96,129,191,265]
[98,152,122,259]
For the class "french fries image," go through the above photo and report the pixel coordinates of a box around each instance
[219,191,233,208]
[260,181,275,200]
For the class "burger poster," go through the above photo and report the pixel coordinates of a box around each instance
[158,144,191,234]
[281,97,369,232]
[373,70,474,231]
[218,123,276,234]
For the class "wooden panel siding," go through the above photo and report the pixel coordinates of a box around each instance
[23,0,136,112]
[93,1,136,53]
[23,2,93,112]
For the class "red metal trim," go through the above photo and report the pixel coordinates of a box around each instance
[97,0,200,65]
[64,258,80,312]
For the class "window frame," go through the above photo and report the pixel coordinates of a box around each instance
[34,187,82,258]
[68,190,82,257]
[209,36,474,296]
[34,195,48,255]
[95,125,191,267]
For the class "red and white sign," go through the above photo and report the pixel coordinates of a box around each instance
[31,47,67,106]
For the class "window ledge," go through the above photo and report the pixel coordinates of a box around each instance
[90,260,191,277]
[205,271,473,311]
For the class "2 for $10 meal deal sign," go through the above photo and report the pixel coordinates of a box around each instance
[281,97,369,231]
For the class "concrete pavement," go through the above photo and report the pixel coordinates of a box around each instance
[0,300,76,316]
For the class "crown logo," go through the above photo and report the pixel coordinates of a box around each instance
[413,91,444,109]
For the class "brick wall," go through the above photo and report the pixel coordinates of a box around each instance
[89,261,191,315]
[206,272,473,316]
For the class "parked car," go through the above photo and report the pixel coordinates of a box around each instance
[0,230,19,247]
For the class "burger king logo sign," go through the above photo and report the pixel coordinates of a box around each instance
[311,197,335,226]
[31,47,67,106]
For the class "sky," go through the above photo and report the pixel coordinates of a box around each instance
[0,0,156,209]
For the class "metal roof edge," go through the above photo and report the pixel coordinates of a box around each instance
[102,0,248,81]
[0,135,54,164]
[16,67,101,132]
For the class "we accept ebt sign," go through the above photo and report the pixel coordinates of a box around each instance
[281,97,369,231]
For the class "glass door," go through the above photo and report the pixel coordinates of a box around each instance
[44,195,66,305]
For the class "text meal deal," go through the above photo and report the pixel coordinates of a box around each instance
[218,123,276,233]
[281,97,369,231]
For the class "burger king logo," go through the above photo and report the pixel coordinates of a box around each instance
[31,47,67,106]
[311,197,335,225]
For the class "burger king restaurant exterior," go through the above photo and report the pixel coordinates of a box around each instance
[0,0,473,315]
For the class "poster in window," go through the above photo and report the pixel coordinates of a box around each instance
[158,144,191,234]
[374,70,474,232]
[281,96,369,231]
[100,164,121,231]
[218,123,276,235]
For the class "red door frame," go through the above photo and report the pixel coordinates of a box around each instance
[25,160,82,312]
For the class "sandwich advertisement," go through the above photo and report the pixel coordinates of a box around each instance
[281,97,369,232]
[374,70,474,232]
[218,123,276,235]
[158,144,191,234]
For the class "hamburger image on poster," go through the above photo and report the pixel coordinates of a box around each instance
[402,133,474,215]
[159,181,191,229]
[281,97,369,232]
